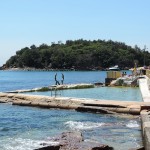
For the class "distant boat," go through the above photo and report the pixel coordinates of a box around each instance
[108,65,120,71]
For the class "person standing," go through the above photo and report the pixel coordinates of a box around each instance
[61,73,64,84]
[55,73,57,85]
[55,73,60,85]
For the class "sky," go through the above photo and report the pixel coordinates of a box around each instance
[0,0,150,66]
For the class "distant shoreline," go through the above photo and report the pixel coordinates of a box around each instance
[0,67,130,71]
[0,67,106,71]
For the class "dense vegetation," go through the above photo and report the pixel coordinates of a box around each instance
[3,39,150,70]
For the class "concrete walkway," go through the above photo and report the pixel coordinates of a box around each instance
[0,92,150,115]
[139,76,150,102]
[139,76,150,150]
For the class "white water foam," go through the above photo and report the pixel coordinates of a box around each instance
[64,121,105,130]
[1,138,59,150]
[126,120,139,128]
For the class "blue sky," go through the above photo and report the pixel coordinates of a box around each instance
[0,0,150,66]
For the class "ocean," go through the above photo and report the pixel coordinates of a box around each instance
[0,70,143,150]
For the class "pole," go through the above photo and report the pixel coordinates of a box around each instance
[144,45,146,66]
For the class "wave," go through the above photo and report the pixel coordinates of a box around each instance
[126,120,140,128]
[0,138,59,150]
[64,121,105,130]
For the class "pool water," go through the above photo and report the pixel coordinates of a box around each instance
[27,86,142,101]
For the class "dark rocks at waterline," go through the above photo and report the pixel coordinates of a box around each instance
[94,82,104,86]
[36,132,113,150]
[36,145,60,150]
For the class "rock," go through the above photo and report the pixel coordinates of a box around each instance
[35,145,60,150]
[76,106,116,114]
[94,82,104,86]
[36,131,113,150]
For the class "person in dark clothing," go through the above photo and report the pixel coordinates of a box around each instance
[61,73,64,84]
[55,73,57,81]
[55,73,60,85]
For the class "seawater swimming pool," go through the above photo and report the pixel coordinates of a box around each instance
[26,86,142,102]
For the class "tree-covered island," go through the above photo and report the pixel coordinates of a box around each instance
[2,39,150,70]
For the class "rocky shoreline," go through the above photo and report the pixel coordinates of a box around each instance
[6,83,95,93]
[36,131,113,150]
[0,67,106,71]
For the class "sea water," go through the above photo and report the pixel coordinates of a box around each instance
[0,70,106,92]
[0,70,143,149]
[0,103,142,150]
